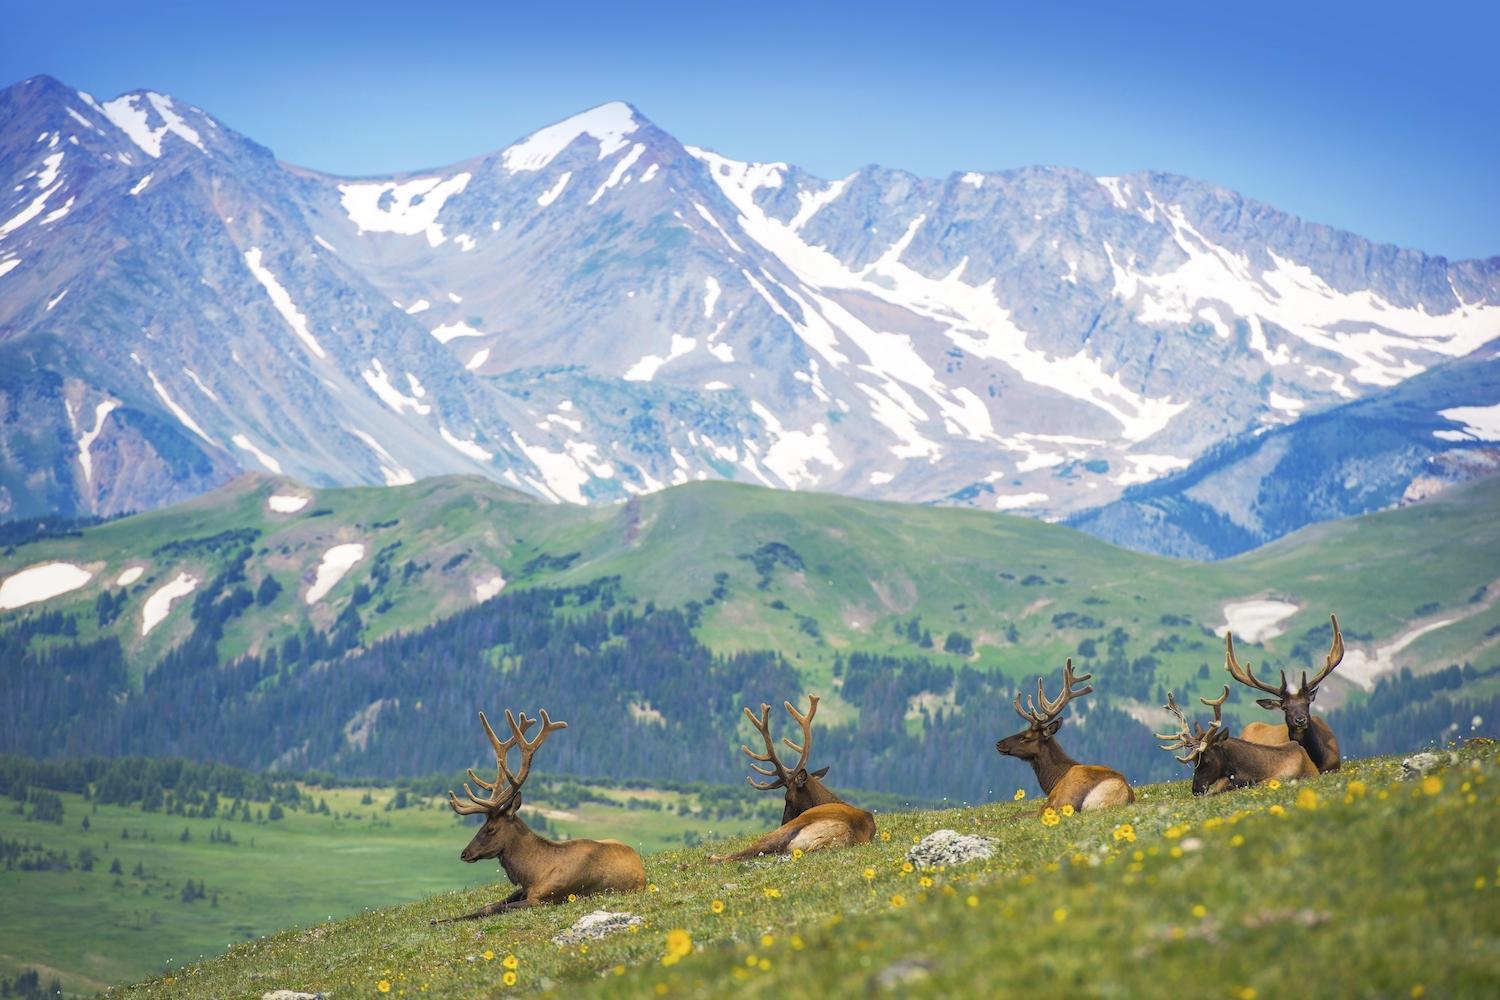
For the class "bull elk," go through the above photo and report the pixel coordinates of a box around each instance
[995,659,1134,811]
[1226,613,1344,772]
[1156,686,1316,795]
[435,708,645,923]
[710,695,875,861]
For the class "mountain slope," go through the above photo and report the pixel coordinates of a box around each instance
[2,75,1497,524]
[1068,342,1500,557]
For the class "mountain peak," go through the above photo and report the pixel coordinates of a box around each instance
[499,100,645,174]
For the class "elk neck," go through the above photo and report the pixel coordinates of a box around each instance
[490,817,561,886]
[1293,717,1338,770]
[1029,739,1082,795]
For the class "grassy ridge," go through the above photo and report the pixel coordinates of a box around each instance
[104,747,1500,998]
[0,781,770,995]
[5,474,1499,720]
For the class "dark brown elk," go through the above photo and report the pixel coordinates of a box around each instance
[434,708,645,923]
[1226,613,1344,772]
[1156,687,1316,795]
[710,695,876,861]
[994,659,1134,811]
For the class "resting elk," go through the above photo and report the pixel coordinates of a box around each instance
[994,659,1134,811]
[1156,686,1316,795]
[1226,613,1344,772]
[435,708,645,923]
[710,695,876,861]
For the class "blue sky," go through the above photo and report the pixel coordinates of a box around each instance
[4,0,1496,258]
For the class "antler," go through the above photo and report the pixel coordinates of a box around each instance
[448,709,567,816]
[1301,613,1344,692]
[1013,658,1093,728]
[1225,631,1286,698]
[740,695,818,790]
[1154,692,1202,763]
[1200,685,1229,727]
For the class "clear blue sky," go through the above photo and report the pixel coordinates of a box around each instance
[4,0,1496,259]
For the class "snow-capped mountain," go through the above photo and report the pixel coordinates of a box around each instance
[2,74,1498,529]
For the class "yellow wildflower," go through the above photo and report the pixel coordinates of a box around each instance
[890,893,907,908]
[745,954,758,967]
[613,965,626,977]
[880,830,891,841]
[1475,876,1488,890]
[919,875,934,888]
[1295,787,1320,811]
[1230,834,1245,847]
[661,928,693,967]
[862,867,876,880]
[1053,907,1068,924]
[1060,803,1075,816]
[567,894,578,903]
[790,935,805,951]
[648,883,660,892]
[1164,825,1184,839]
[1421,775,1442,796]
[1411,986,1426,998]
[502,970,517,987]
[710,899,725,914]
[791,848,804,860]
[1266,779,1281,790]
[1234,988,1257,1000]
[901,861,915,874]
[966,895,979,908]
[759,958,772,971]
[1013,788,1027,801]
[763,886,782,899]
[502,955,517,971]
[1347,779,1367,799]
[1041,808,1060,827]
[1112,823,1136,843]
[760,934,775,948]
[483,950,494,961]
[1191,903,1207,919]
[1268,804,1286,817]
[378,982,391,994]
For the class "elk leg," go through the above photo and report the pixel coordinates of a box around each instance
[431,887,528,924]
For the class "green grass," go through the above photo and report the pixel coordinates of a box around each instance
[0,781,768,995]
[6,473,1500,723]
[99,747,1500,998]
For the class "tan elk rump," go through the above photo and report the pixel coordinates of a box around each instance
[995,658,1134,811]
[435,708,645,923]
[711,695,875,861]
[1227,613,1345,772]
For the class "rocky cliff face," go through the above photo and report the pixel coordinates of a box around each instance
[2,74,1497,533]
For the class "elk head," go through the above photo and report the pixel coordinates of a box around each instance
[741,695,838,824]
[1156,687,1232,795]
[995,658,1092,761]
[448,708,566,863]
[1226,614,1343,737]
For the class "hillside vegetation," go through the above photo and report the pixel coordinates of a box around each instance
[103,746,1500,998]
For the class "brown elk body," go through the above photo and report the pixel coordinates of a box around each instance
[711,696,876,861]
[995,659,1134,811]
[1157,687,1316,795]
[436,709,645,923]
[1226,614,1344,772]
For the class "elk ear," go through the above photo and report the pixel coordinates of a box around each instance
[502,792,523,815]
[1040,719,1062,738]
[1256,698,1282,711]
[811,766,830,779]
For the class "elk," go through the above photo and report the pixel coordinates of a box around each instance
[1156,686,1316,795]
[710,695,876,861]
[434,708,645,923]
[994,659,1134,811]
[1226,613,1344,772]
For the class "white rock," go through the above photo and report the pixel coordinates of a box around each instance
[550,909,642,946]
[906,829,997,869]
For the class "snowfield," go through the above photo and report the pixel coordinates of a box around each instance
[0,562,93,610]
[141,571,199,636]
[1215,599,1300,642]
[306,543,365,604]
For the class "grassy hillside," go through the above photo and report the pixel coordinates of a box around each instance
[102,746,1500,998]
[0,774,774,995]
[5,472,1499,724]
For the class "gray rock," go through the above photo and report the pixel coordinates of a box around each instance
[1400,751,1458,778]
[551,909,643,946]
[906,829,996,869]
[262,992,327,1000]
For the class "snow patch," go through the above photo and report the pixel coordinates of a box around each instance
[1339,619,1459,690]
[0,562,93,610]
[76,400,118,484]
[100,93,205,157]
[349,428,415,485]
[501,102,638,173]
[960,172,985,189]
[623,334,696,381]
[338,173,471,247]
[439,426,493,462]
[361,358,432,416]
[431,320,484,343]
[268,494,310,514]
[994,492,1049,511]
[474,575,506,602]
[141,572,199,635]
[243,248,327,359]
[129,173,152,196]
[465,348,491,371]
[306,544,364,604]
[537,171,571,206]
[116,566,144,587]
[1215,599,1300,643]
[1437,403,1500,441]
[232,434,282,474]
[143,367,214,443]
[588,143,645,204]
[750,401,842,489]
[1114,453,1191,487]
[703,275,721,318]
[404,299,430,315]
